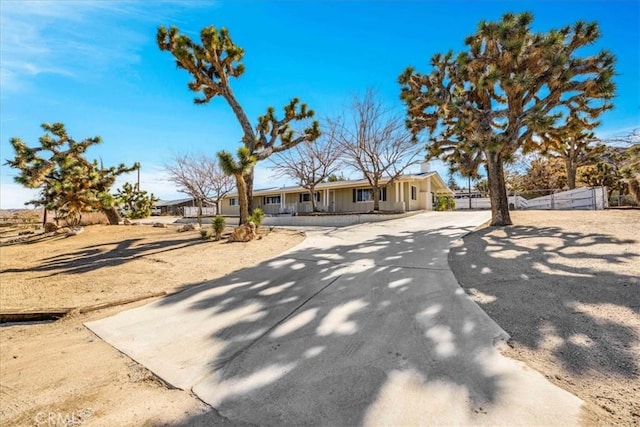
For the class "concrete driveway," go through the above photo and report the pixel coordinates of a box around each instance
[86,211,583,426]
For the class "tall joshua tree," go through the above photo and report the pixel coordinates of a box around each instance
[400,12,615,225]
[157,25,320,225]
[5,122,137,226]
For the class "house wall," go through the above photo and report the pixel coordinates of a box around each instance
[390,179,433,212]
[220,198,239,216]
[331,186,404,213]
[218,177,440,216]
[262,211,421,227]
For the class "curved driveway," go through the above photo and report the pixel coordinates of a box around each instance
[86,211,583,426]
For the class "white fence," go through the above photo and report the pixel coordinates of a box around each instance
[183,206,217,217]
[455,195,525,210]
[519,187,608,210]
[455,187,608,211]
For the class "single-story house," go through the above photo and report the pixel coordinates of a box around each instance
[219,165,453,216]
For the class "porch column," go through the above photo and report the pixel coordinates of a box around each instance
[426,178,432,211]
[280,192,285,213]
[324,188,329,210]
[395,182,400,203]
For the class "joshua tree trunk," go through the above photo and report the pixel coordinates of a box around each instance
[103,206,121,225]
[235,173,250,225]
[565,158,577,190]
[486,150,512,226]
[245,170,254,214]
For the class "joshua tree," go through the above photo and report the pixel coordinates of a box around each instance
[539,112,606,189]
[400,12,615,225]
[5,122,137,226]
[115,182,159,219]
[157,25,320,224]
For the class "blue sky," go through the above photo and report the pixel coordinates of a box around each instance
[1,0,638,208]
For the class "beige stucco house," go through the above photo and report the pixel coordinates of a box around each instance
[219,166,452,216]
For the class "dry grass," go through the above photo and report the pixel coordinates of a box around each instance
[0,222,304,425]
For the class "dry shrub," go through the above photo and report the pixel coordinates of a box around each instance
[0,210,42,225]
[78,212,110,226]
[52,211,110,226]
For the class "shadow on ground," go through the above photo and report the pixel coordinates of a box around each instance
[450,224,639,377]
[87,215,591,426]
[1,236,205,277]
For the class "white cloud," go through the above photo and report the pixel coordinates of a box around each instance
[0,1,212,92]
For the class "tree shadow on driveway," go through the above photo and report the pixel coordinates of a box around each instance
[87,215,591,426]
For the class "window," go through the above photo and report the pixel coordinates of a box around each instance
[353,187,387,202]
[229,198,238,206]
[264,196,281,205]
[299,192,321,203]
[411,186,417,200]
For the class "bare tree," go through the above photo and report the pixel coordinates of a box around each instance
[331,89,423,211]
[270,129,343,212]
[165,153,235,219]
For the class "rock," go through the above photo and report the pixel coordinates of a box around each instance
[178,223,200,232]
[66,227,84,237]
[123,218,132,225]
[229,222,257,242]
[54,227,71,235]
[153,222,167,228]
[44,222,58,233]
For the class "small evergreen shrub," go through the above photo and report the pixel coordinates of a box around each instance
[212,215,226,241]
[248,208,264,230]
[435,195,456,211]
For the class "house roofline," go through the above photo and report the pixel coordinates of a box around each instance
[223,171,453,198]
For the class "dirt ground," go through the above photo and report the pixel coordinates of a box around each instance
[0,223,304,426]
[450,210,640,426]
[1,211,638,426]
